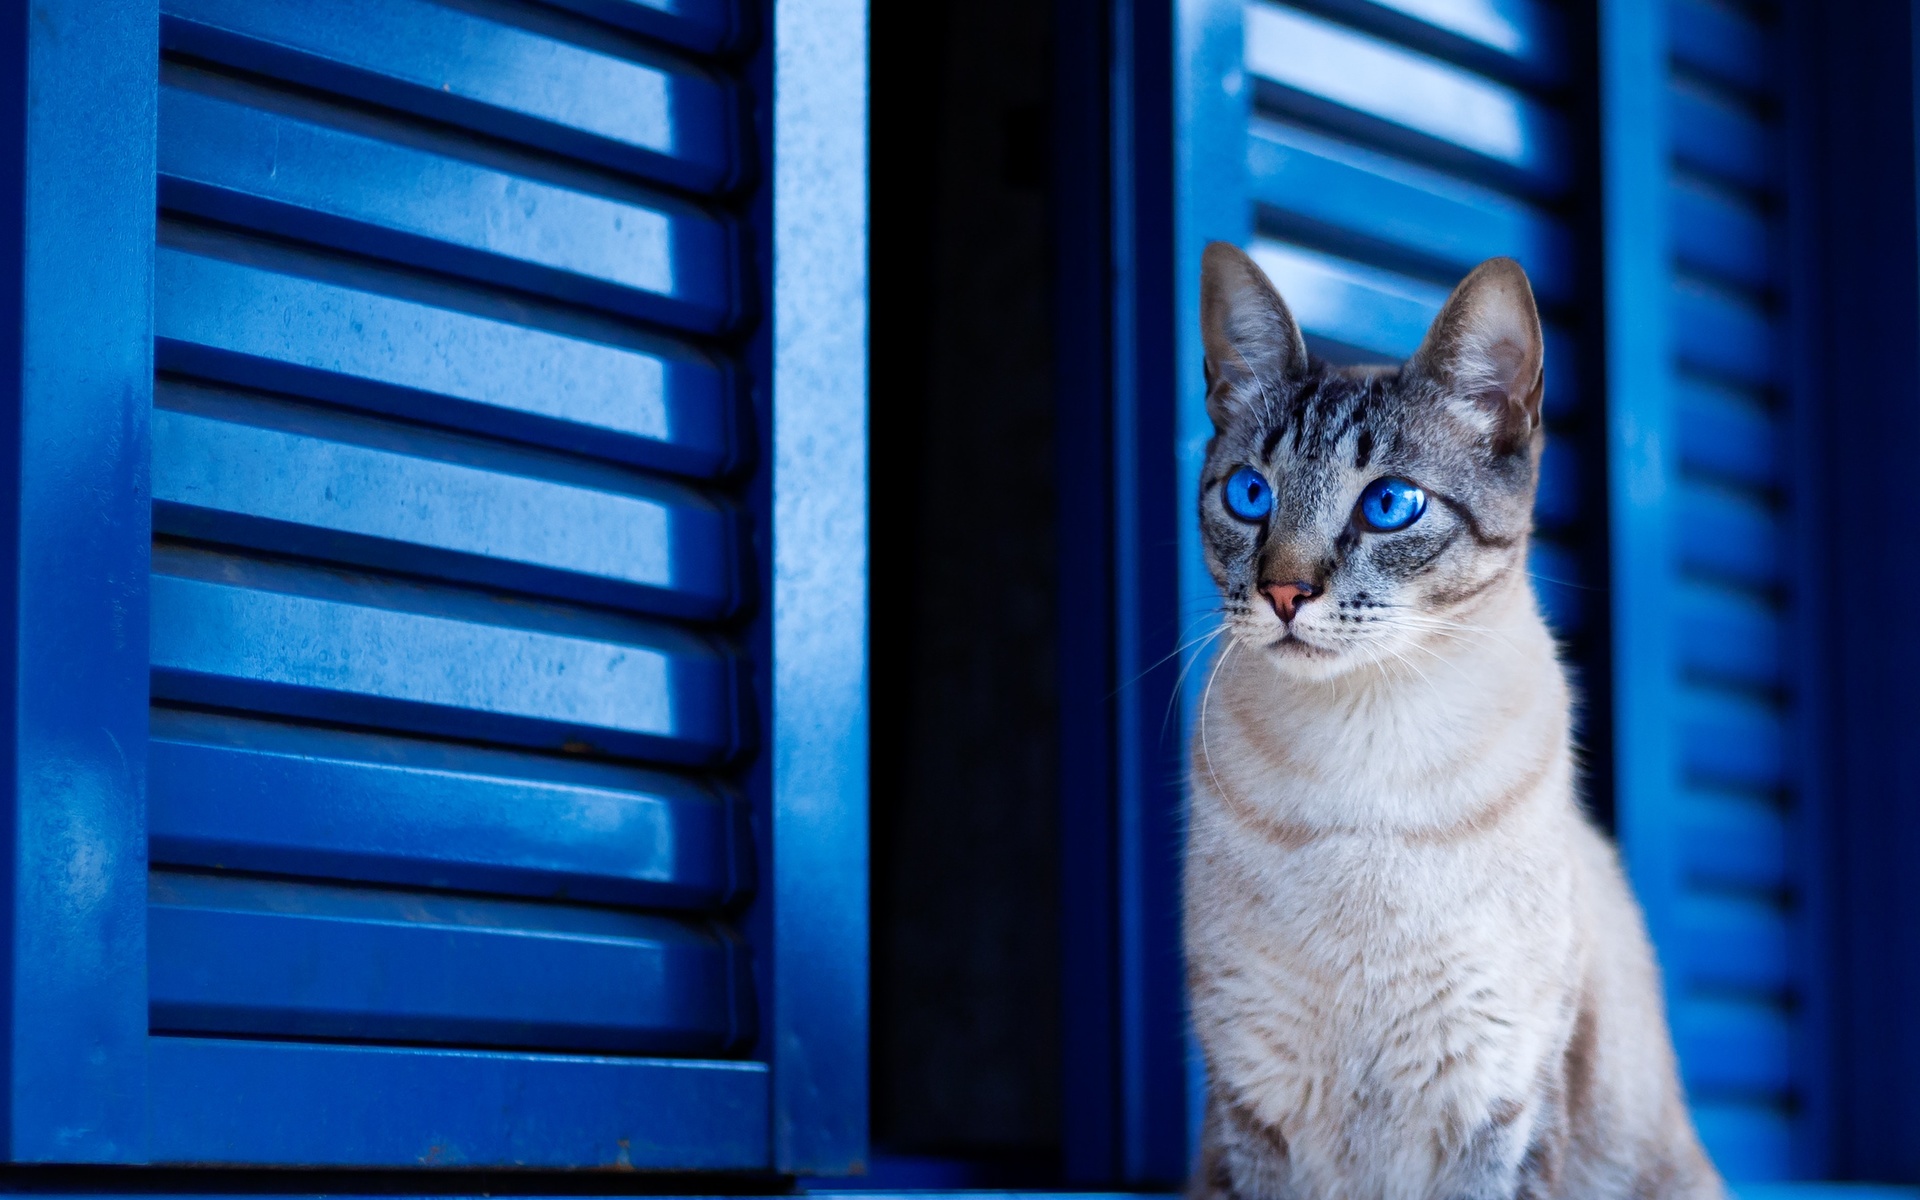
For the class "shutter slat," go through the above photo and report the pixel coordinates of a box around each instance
[1247,119,1575,301]
[156,239,735,477]
[152,387,741,618]
[1680,686,1788,793]
[160,0,736,191]
[1677,480,1781,588]
[1667,77,1778,193]
[1676,373,1779,491]
[142,0,789,1166]
[1672,275,1778,388]
[148,708,748,909]
[533,0,742,55]
[1669,174,1774,292]
[1689,1103,1795,1180]
[1667,0,1774,98]
[150,870,750,1053]
[1674,996,1795,1094]
[1248,238,1445,358]
[158,79,736,331]
[150,548,742,766]
[1246,2,1569,192]
[1677,891,1793,993]
[1281,0,1565,83]
[1676,578,1781,689]
[148,1035,770,1169]
[1679,791,1789,892]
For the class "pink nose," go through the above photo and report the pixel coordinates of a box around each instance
[1264,580,1321,623]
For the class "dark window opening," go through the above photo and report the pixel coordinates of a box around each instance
[868,0,1065,1184]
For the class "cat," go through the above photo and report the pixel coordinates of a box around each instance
[1183,243,1722,1200]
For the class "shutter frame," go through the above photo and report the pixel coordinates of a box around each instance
[1603,0,1820,1177]
[0,0,869,1172]
[0,0,157,1161]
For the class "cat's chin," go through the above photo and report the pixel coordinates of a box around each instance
[1260,633,1358,681]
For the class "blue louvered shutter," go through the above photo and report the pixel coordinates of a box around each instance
[1603,0,1814,1179]
[0,0,866,1170]
[1176,0,1601,688]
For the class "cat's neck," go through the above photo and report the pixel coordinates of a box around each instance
[1200,573,1571,838]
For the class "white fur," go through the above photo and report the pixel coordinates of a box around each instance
[1185,573,1722,1200]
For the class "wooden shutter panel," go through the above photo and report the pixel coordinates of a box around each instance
[143,0,767,1164]
[0,0,866,1171]
[1603,0,1816,1179]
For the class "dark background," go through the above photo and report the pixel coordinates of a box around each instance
[868,0,1065,1174]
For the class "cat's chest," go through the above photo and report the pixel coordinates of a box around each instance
[1194,827,1579,1126]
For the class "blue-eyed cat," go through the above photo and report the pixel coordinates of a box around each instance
[1184,244,1721,1200]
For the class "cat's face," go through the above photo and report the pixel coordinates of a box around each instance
[1197,246,1545,681]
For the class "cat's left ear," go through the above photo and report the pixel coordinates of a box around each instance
[1407,257,1544,454]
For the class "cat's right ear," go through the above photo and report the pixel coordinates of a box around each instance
[1201,242,1308,430]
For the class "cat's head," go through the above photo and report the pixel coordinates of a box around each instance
[1198,243,1545,681]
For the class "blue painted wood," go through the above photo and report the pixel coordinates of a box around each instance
[147,1036,769,1168]
[1676,581,1782,688]
[1681,687,1789,793]
[1605,13,1819,1146]
[1695,1106,1796,1181]
[1245,1,1569,192]
[0,0,155,1162]
[1669,0,1774,96]
[1671,176,1775,292]
[1673,277,1778,388]
[1677,482,1782,588]
[1248,238,1447,358]
[1669,77,1778,194]
[0,0,864,1173]
[1174,0,1253,1169]
[149,870,750,1053]
[155,235,737,478]
[1680,793,1790,891]
[1247,118,1574,302]
[1676,374,1780,490]
[768,0,869,1172]
[161,0,736,192]
[149,546,742,765]
[148,708,749,909]
[1679,891,1794,991]
[152,383,743,618]
[1052,0,1217,1180]
[1601,0,1703,1161]
[1103,0,1190,1182]
[536,0,743,54]
[1677,998,1795,1092]
[1280,0,1565,85]
[158,75,738,332]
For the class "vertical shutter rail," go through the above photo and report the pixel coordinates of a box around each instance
[1609,0,1813,1178]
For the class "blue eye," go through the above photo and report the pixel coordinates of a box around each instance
[1357,477,1427,531]
[1223,465,1273,522]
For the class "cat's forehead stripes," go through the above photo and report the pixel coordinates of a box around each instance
[1256,367,1395,467]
